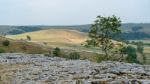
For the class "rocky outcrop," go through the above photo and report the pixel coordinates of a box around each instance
[0,53,150,84]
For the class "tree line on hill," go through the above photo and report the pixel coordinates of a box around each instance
[0,23,150,40]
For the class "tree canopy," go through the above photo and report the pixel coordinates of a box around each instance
[86,15,122,59]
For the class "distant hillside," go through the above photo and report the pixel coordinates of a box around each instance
[6,29,103,55]
[0,26,48,35]
[0,25,90,35]
[1,23,150,40]
[7,29,89,49]
[6,29,122,54]
[121,23,150,40]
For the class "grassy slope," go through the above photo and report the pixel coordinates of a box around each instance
[7,29,88,44]
[6,29,96,52]
[0,36,48,54]
[0,36,102,63]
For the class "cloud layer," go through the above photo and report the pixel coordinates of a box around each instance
[0,0,150,25]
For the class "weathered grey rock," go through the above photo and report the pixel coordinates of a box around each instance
[0,53,150,84]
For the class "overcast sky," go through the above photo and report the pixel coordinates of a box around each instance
[0,0,150,25]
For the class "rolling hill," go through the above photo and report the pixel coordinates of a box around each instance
[7,29,89,48]
[6,29,124,53]
[7,29,88,44]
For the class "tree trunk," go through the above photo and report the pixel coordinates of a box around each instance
[119,53,124,62]
[104,49,109,60]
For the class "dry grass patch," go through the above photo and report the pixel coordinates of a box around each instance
[7,29,88,45]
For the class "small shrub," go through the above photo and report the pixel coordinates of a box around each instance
[126,53,139,63]
[0,48,5,53]
[126,46,139,63]
[69,52,80,60]
[26,35,31,41]
[2,40,10,46]
[137,42,144,54]
[53,47,61,57]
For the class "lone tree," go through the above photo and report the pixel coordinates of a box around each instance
[53,47,61,57]
[2,40,10,47]
[87,15,121,60]
[26,35,31,41]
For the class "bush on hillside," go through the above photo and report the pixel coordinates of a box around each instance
[53,47,61,57]
[69,52,80,60]
[126,46,139,63]
[137,41,144,54]
[0,48,5,53]
[26,35,31,41]
[2,40,10,46]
